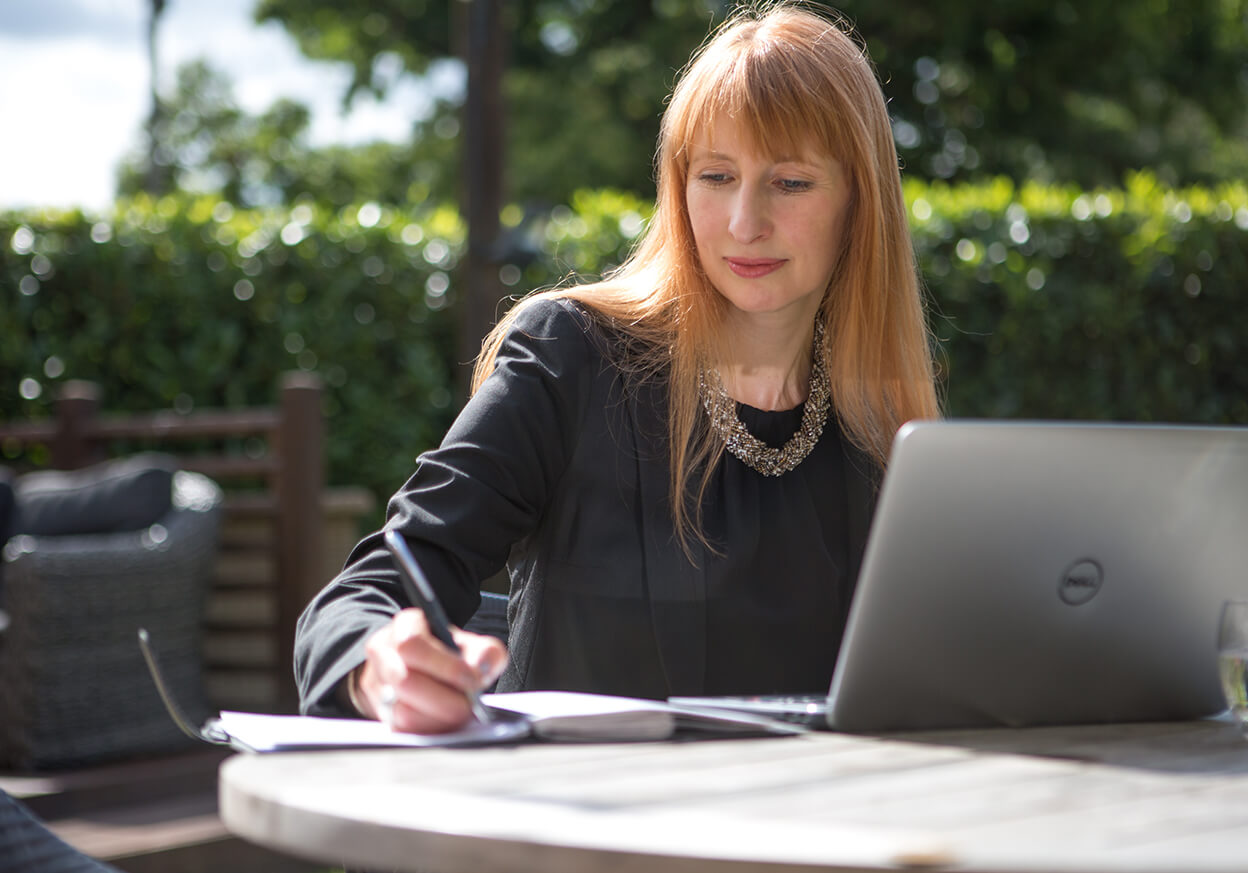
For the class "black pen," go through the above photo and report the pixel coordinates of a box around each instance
[383,529,492,724]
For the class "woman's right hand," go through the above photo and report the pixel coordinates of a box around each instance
[350,607,508,733]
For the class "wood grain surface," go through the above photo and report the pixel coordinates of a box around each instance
[220,717,1248,873]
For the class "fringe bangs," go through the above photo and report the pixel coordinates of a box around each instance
[668,20,857,167]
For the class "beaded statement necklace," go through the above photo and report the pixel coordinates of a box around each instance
[698,322,831,477]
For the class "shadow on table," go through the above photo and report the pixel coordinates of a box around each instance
[891,714,1248,774]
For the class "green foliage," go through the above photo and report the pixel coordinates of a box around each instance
[121,3,1248,210]
[117,60,458,210]
[2,196,464,505]
[255,0,729,205]
[499,0,727,202]
[119,61,316,206]
[254,0,456,100]
[850,0,1248,186]
[252,0,1248,202]
[910,173,1248,421]
[4,179,1247,514]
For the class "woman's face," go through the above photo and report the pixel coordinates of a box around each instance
[686,115,851,325]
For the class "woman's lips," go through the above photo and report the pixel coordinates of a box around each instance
[725,257,786,278]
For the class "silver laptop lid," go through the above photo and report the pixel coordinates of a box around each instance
[828,420,1248,732]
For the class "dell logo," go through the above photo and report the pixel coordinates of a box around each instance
[1058,559,1103,605]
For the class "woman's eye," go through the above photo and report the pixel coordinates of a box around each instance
[777,178,814,193]
[697,172,731,185]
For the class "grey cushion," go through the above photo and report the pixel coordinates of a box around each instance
[13,454,176,537]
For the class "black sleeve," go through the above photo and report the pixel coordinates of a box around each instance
[293,297,601,715]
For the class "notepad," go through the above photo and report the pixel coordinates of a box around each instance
[214,709,530,752]
[207,691,803,752]
[487,691,804,741]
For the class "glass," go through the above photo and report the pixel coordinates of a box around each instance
[1217,600,1248,736]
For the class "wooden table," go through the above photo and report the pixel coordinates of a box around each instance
[219,717,1248,873]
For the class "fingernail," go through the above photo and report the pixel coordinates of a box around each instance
[378,683,397,728]
[479,655,505,685]
[477,670,493,691]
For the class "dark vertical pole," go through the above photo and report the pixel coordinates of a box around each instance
[459,0,507,400]
[52,381,102,470]
[276,371,324,712]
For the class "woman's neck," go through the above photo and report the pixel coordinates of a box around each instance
[715,311,818,412]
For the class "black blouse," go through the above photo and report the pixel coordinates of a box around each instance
[294,297,878,716]
[702,403,849,695]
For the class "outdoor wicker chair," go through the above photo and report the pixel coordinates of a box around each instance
[0,463,222,771]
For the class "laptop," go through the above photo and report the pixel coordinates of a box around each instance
[670,420,1248,732]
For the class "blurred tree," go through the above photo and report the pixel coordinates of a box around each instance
[255,0,1248,199]
[117,60,459,207]
[255,0,731,205]
[123,2,1248,204]
[120,61,309,205]
[852,0,1248,186]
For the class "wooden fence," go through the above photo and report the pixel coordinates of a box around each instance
[0,373,374,713]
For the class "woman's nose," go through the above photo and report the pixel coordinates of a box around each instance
[728,186,770,243]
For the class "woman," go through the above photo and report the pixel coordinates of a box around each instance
[295,1,940,733]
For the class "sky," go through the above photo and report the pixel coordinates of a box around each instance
[0,0,437,213]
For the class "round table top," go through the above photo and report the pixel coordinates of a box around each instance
[220,717,1248,873]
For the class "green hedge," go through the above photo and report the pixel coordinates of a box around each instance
[910,173,1248,422]
[3,176,1247,515]
[0,191,646,511]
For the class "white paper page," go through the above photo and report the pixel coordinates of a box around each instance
[215,710,530,752]
[482,691,677,740]
[483,691,677,718]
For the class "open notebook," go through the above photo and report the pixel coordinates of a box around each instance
[208,692,802,752]
[139,631,801,751]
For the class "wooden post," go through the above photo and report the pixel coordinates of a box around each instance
[52,381,103,469]
[275,371,325,711]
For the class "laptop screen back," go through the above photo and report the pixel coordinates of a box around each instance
[827,420,1248,732]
